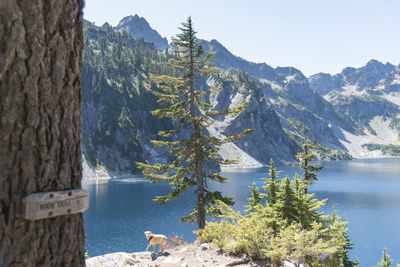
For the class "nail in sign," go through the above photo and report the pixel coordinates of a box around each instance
[22,189,89,220]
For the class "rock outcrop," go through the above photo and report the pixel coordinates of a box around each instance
[115,15,169,50]
[86,243,263,267]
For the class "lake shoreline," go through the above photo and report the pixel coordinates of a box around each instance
[82,156,400,181]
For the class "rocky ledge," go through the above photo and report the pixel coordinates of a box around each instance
[85,242,272,267]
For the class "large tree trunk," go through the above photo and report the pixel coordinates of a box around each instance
[0,0,85,266]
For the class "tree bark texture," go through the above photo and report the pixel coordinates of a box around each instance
[0,0,84,266]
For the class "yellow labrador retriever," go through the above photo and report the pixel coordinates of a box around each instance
[144,231,168,253]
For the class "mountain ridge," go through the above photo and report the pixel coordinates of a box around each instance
[81,17,400,178]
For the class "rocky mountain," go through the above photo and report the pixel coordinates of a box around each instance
[114,15,168,50]
[309,60,400,157]
[81,16,399,178]
[199,37,399,159]
[309,60,398,96]
[82,20,175,176]
[198,40,356,156]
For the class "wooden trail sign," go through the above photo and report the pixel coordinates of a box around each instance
[22,189,89,220]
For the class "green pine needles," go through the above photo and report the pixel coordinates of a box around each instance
[377,247,393,267]
[296,143,323,194]
[197,159,355,266]
[137,17,252,229]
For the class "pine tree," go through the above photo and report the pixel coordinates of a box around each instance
[274,176,298,225]
[293,174,326,229]
[296,143,323,193]
[262,159,282,206]
[338,238,356,267]
[245,182,262,213]
[334,211,355,267]
[137,17,252,229]
[377,247,393,267]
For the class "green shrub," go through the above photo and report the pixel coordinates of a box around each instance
[197,220,238,251]
[197,160,353,266]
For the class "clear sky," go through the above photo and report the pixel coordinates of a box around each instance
[84,0,400,76]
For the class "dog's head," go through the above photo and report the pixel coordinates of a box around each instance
[144,231,153,240]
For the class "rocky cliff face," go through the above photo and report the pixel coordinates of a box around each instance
[82,21,173,176]
[206,73,297,166]
[199,41,353,158]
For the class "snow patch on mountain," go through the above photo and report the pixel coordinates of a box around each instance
[333,117,399,158]
[384,93,400,107]
[341,85,363,96]
[390,74,400,85]
[369,117,399,144]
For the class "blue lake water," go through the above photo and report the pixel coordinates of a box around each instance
[83,158,400,265]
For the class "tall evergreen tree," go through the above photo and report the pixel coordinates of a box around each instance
[296,144,323,193]
[137,17,252,229]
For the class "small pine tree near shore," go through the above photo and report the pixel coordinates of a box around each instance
[296,143,323,193]
[377,247,393,267]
